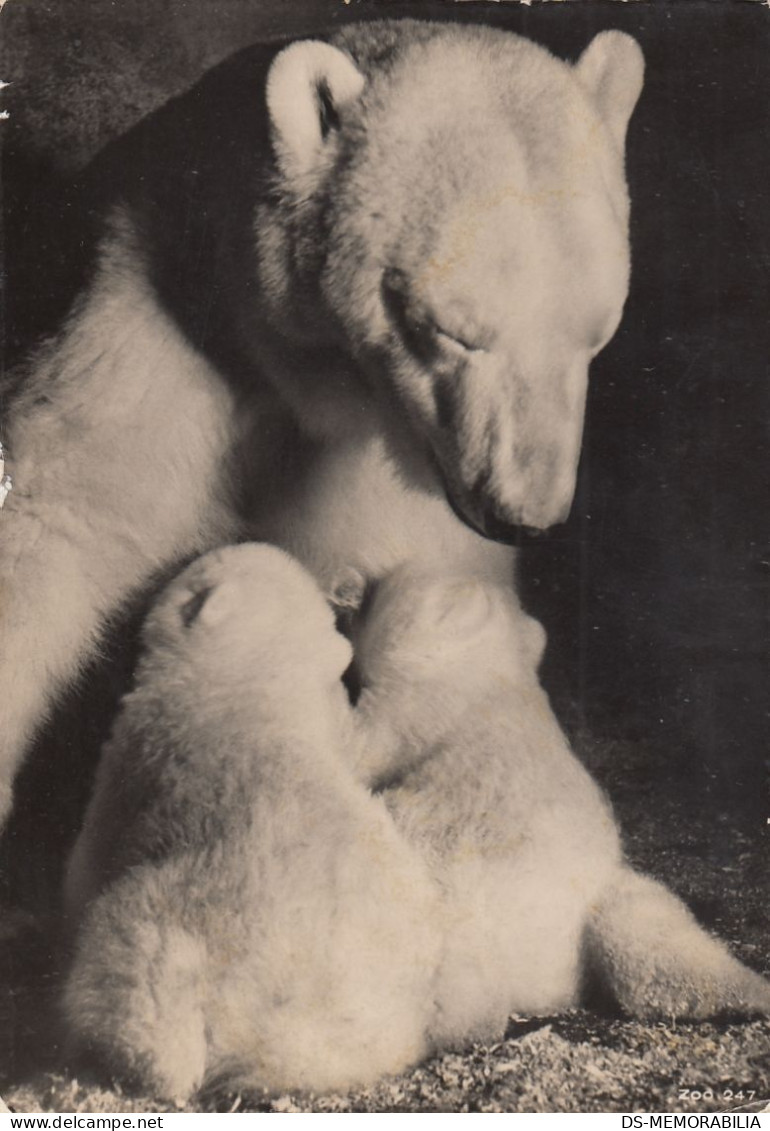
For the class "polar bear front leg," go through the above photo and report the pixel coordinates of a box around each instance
[0,237,241,826]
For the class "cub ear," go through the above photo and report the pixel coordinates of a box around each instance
[179,581,239,629]
[266,40,365,182]
[576,31,645,150]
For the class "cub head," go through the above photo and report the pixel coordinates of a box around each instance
[255,21,643,539]
[353,567,546,689]
[142,544,353,685]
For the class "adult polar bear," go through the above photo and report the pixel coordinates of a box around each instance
[0,20,644,822]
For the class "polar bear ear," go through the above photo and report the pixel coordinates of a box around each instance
[576,31,645,150]
[179,582,237,629]
[266,40,365,182]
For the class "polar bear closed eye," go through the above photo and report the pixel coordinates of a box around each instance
[1,21,644,828]
[63,544,439,1103]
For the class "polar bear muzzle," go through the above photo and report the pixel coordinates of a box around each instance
[299,25,644,540]
[378,264,592,538]
[261,27,643,540]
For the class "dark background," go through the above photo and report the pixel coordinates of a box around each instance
[1,0,768,909]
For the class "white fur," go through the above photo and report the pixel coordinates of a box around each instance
[351,568,621,1039]
[63,545,440,1101]
[266,41,365,183]
[0,222,239,822]
[1,24,643,825]
[64,549,769,1101]
[575,31,645,152]
[352,568,770,1035]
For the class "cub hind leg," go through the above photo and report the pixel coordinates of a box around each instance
[585,867,770,1019]
[63,872,208,1105]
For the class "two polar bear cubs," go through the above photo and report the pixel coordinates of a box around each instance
[64,544,770,1101]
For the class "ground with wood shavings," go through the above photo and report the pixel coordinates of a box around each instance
[2,733,768,1114]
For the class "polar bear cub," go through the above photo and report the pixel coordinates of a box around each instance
[63,544,439,1103]
[63,547,770,1102]
[350,569,621,1042]
[352,567,770,1034]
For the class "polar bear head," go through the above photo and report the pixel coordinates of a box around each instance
[256,21,644,539]
[141,544,353,692]
[353,566,547,696]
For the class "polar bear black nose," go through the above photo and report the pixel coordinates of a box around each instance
[470,504,535,545]
[442,476,561,545]
[440,481,521,546]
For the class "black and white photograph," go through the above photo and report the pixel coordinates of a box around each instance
[0,0,768,1115]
